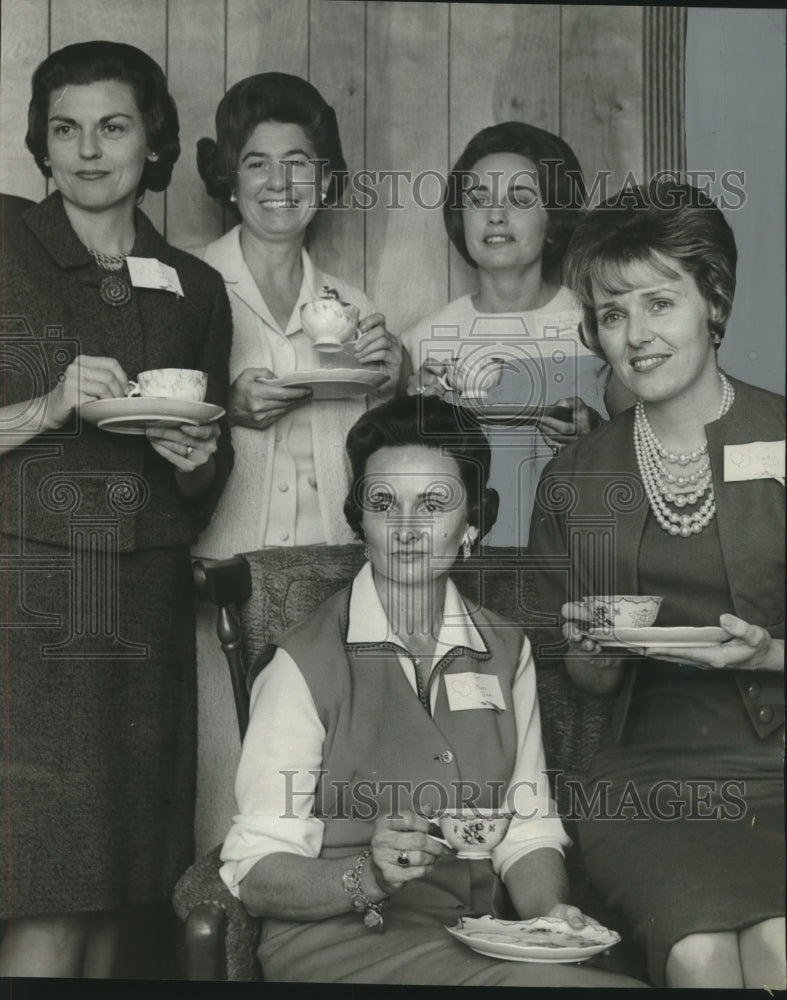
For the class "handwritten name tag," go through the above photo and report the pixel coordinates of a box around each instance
[127,257,184,298]
[445,672,506,712]
[724,441,785,485]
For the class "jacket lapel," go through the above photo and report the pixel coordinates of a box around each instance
[202,226,280,329]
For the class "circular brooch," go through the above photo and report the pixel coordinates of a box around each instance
[99,273,132,308]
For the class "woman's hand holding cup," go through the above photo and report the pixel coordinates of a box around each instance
[228,367,312,430]
[369,809,449,895]
[407,359,452,398]
[353,313,403,389]
[561,601,627,672]
[48,354,129,428]
[539,396,603,450]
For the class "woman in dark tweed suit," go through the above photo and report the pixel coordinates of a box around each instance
[0,41,232,976]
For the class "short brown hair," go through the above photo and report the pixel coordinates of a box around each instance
[564,181,737,354]
[26,40,180,195]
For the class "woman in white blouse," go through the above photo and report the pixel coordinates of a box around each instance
[195,72,402,555]
[219,396,644,987]
[403,122,627,545]
[192,74,402,849]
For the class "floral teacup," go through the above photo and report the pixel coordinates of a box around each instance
[580,595,663,630]
[300,298,360,353]
[127,368,207,401]
[431,808,512,859]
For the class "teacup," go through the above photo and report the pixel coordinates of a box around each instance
[580,594,663,631]
[127,368,207,401]
[300,297,361,353]
[431,808,512,859]
[438,356,505,399]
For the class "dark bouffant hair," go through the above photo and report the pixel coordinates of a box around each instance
[444,121,587,275]
[564,180,738,352]
[196,72,347,214]
[343,395,499,544]
[26,40,180,194]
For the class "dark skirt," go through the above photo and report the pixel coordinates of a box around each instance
[578,669,785,987]
[0,536,196,916]
[259,856,645,987]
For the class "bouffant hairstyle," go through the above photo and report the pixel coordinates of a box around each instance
[196,72,347,214]
[564,180,738,353]
[26,40,180,194]
[343,395,499,545]
[443,121,587,275]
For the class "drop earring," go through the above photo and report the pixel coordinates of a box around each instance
[363,539,369,560]
[230,192,238,203]
[461,526,479,561]
[147,151,159,162]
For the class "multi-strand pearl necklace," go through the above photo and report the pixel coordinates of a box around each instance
[634,372,735,537]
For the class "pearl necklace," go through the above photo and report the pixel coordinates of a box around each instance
[634,373,735,537]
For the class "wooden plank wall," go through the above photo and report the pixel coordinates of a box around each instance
[0,1,680,335]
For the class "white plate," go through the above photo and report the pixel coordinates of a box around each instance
[265,368,389,400]
[79,398,225,435]
[445,915,621,963]
[586,625,729,649]
[454,401,574,426]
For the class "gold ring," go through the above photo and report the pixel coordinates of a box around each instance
[186,446,193,458]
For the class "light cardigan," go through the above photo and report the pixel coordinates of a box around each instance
[220,562,570,896]
[193,228,375,556]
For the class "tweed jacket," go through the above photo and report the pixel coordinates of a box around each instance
[1,193,233,552]
[527,376,785,741]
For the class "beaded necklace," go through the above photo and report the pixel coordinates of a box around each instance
[634,372,735,537]
[86,246,133,307]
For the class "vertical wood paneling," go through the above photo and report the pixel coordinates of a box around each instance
[49,0,169,232]
[307,0,366,291]
[448,3,561,300]
[166,0,226,250]
[560,5,645,203]
[365,1,449,333]
[644,6,686,178]
[0,0,49,199]
[226,0,309,85]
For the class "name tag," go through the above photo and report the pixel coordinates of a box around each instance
[724,441,785,485]
[445,672,505,712]
[127,257,184,297]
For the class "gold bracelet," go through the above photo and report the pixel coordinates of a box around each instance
[341,849,386,930]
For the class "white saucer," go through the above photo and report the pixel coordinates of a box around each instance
[445,915,620,963]
[454,401,574,426]
[265,368,389,400]
[586,626,729,649]
[79,398,225,435]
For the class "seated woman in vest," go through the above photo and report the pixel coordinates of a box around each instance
[218,395,644,987]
